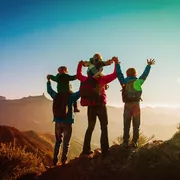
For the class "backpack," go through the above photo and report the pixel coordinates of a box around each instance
[53,92,71,119]
[80,77,102,106]
[121,79,142,103]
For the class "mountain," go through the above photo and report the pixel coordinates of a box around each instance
[0,125,53,165]
[0,95,179,144]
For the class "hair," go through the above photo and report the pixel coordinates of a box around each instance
[58,66,68,74]
[126,68,136,77]
[93,53,103,61]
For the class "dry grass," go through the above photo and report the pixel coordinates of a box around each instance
[0,143,45,180]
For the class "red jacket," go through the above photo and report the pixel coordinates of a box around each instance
[76,62,117,106]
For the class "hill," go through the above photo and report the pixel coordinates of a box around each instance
[0,125,85,165]
[38,130,180,180]
[0,125,53,166]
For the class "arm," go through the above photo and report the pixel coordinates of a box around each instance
[47,81,56,99]
[49,74,58,82]
[71,91,80,102]
[139,59,155,81]
[138,65,151,81]
[116,63,125,85]
[66,74,77,81]
[100,62,117,84]
[76,61,87,82]
[102,59,113,66]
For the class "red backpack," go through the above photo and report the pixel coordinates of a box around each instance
[80,77,102,106]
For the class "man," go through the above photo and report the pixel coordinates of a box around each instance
[46,74,80,165]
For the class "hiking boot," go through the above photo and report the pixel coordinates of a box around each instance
[61,161,66,166]
[80,150,94,156]
[53,158,58,166]
[74,108,80,113]
[130,141,138,149]
[101,150,109,158]
[123,142,129,148]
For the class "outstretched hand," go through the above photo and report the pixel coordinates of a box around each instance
[79,60,84,65]
[112,56,120,64]
[147,59,155,65]
[47,74,50,81]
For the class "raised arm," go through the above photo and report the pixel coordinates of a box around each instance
[66,74,77,81]
[100,61,117,84]
[76,61,87,82]
[116,62,125,85]
[46,76,56,99]
[48,74,58,82]
[139,59,155,81]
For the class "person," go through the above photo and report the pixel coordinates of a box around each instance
[115,58,155,148]
[47,66,80,113]
[82,53,113,78]
[46,75,80,166]
[77,57,118,157]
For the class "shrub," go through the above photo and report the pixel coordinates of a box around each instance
[0,143,45,180]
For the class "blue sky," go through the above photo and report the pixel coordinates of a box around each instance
[0,0,180,106]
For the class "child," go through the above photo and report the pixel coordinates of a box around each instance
[48,66,80,112]
[115,58,155,148]
[82,53,113,78]
[46,75,80,166]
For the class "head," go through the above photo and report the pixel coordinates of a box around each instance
[58,66,68,74]
[92,53,103,64]
[126,68,137,77]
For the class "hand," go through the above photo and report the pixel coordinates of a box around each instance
[47,74,50,81]
[80,60,89,67]
[147,59,155,65]
[112,56,120,64]
[79,60,83,64]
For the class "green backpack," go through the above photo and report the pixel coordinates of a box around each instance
[121,79,143,103]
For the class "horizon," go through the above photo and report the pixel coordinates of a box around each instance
[1,93,180,109]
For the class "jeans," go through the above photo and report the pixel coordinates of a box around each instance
[53,122,72,163]
[123,102,140,143]
[82,105,109,155]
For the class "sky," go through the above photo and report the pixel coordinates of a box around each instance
[0,0,180,107]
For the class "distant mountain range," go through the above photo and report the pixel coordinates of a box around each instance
[0,95,179,145]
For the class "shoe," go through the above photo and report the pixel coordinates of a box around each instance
[123,142,129,148]
[53,157,58,166]
[101,150,109,158]
[61,161,66,166]
[80,150,94,156]
[130,141,138,149]
[74,108,80,113]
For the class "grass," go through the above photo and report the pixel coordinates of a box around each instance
[0,143,45,180]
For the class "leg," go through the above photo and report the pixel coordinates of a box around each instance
[82,106,96,154]
[53,122,63,165]
[61,123,72,164]
[132,103,140,146]
[123,103,132,145]
[73,101,80,113]
[97,105,109,155]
